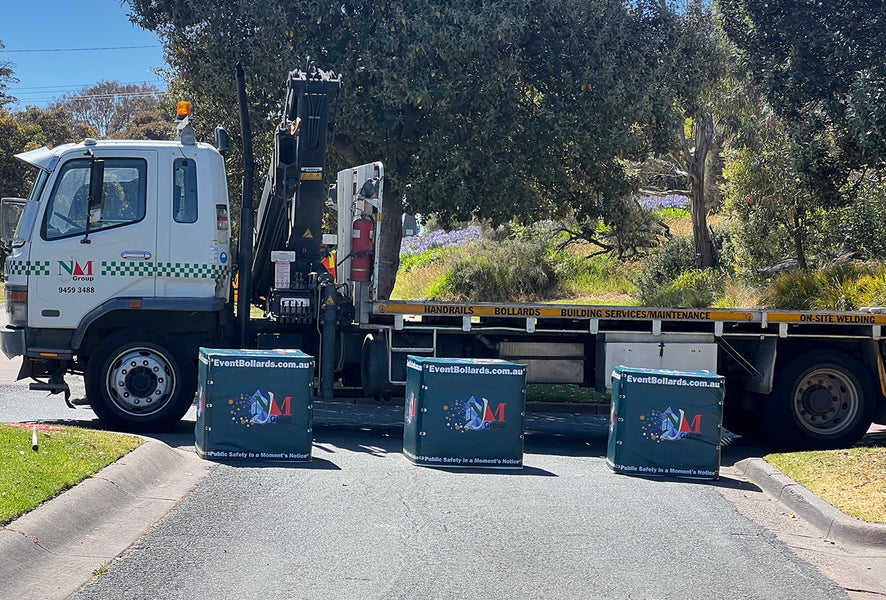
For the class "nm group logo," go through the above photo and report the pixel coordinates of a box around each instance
[639,407,702,442]
[405,391,417,425]
[443,396,506,432]
[227,389,293,426]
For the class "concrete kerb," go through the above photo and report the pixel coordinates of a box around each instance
[734,457,886,548]
[0,437,212,600]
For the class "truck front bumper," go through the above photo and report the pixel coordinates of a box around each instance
[1,326,25,359]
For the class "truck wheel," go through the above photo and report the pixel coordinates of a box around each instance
[86,331,196,432]
[766,351,875,449]
[361,333,390,398]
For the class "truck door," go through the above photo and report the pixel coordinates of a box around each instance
[154,152,231,300]
[29,151,158,329]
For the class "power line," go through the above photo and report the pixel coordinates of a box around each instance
[10,80,165,92]
[62,92,168,100]
[15,91,168,103]
[0,45,161,53]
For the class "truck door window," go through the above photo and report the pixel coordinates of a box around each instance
[42,158,147,240]
[173,158,197,223]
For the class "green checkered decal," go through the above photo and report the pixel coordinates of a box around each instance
[102,261,157,277]
[5,259,51,276]
[102,261,230,280]
[155,263,229,279]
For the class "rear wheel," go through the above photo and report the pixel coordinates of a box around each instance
[361,333,391,397]
[86,331,196,431]
[766,351,875,449]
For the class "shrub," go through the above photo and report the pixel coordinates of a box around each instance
[762,270,825,310]
[762,263,886,310]
[428,236,559,302]
[865,275,886,307]
[633,227,738,305]
[833,185,886,260]
[712,279,763,309]
[646,269,724,308]
[398,249,448,274]
[553,248,636,298]
[633,235,697,304]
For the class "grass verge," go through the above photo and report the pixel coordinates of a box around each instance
[765,446,886,524]
[526,384,609,403]
[0,424,142,525]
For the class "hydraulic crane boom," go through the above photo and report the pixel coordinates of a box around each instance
[251,64,340,306]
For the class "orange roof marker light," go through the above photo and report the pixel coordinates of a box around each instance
[177,101,192,120]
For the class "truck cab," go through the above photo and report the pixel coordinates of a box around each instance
[1,128,233,430]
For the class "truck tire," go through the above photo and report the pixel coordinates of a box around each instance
[85,330,196,432]
[766,350,875,449]
[361,333,390,398]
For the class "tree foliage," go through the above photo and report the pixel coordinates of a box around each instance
[0,41,17,109]
[0,106,97,198]
[127,0,711,296]
[719,0,886,203]
[52,80,167,138]
[715,1,886,272]
[623,2,728,269]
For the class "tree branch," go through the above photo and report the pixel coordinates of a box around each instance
[638,188,690,196]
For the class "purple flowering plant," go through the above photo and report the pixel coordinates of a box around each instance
[638,195,690,211]
[400,224,483,256]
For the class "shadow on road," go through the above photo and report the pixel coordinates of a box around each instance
[195,455,343,470]
[25,397,885,484]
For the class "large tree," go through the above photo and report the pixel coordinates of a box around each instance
[129,0,701,297]
[0,40,17,109]
[0,106,97,199]
[52,80,166,138]
[719,0,886,206]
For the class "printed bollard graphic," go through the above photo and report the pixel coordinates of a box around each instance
[195,348,314,462]
[607,366,724,479]
[403,356,526,468]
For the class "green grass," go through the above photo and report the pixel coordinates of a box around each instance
[0,424,142,525]
[526,384,609,403]
[549,297,639,306]
[652,207,691,221]
[766,446,886,524]
[392,237,638,303]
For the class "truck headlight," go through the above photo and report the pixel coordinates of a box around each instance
[5,287,27,326]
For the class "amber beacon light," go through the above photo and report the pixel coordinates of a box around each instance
[177,101,192,119]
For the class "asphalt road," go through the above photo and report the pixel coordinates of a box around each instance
[0,357,857,600]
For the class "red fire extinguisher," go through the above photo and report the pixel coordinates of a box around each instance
[351,215,375,282]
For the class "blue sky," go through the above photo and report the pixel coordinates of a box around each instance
[1,0,166,109]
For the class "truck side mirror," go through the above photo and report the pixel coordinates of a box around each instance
[214,126,231,154]
[87,159,105,212]
[0,197,27,249]
[81,158,105,243]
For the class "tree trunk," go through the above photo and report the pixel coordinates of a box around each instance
[791,210,809,270]
[681,114,715,269]
[331,135,403,299]
[376,185,403,300]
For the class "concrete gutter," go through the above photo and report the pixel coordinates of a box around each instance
[733,457,886,548]
[0,438,212,600]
